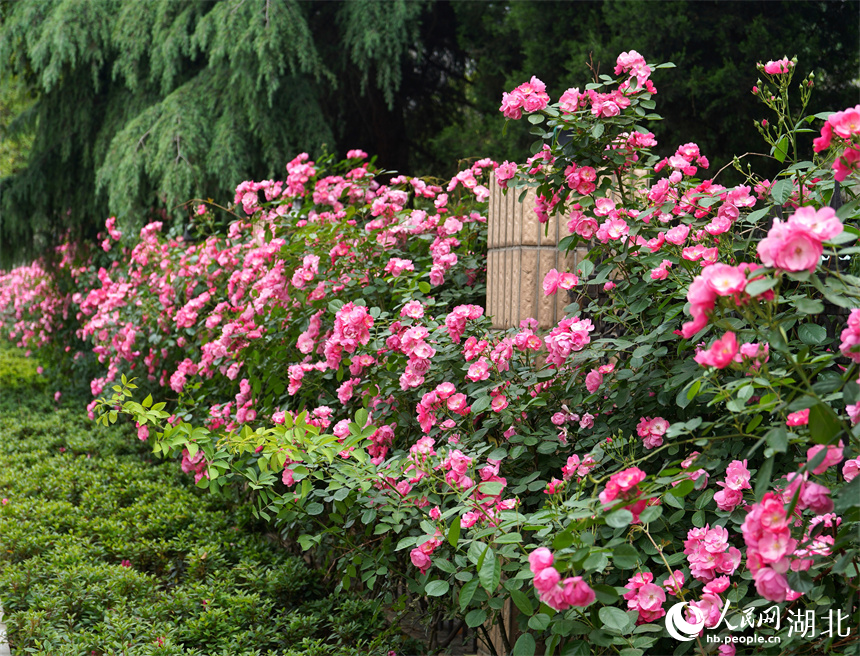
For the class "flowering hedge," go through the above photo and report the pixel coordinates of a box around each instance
[2,53,860,655]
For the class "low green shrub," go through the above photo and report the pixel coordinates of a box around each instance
[0,347,419,655]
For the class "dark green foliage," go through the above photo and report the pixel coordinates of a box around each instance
[1,0,857,262]
[439,0,860,181]
[0,345,417,655]
[0,0,433,261]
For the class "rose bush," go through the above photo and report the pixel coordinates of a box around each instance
[1,53,859,655]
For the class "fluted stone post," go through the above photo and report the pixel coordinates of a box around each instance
[487,173,589,331]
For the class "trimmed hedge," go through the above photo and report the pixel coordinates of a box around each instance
[0,346,419,656]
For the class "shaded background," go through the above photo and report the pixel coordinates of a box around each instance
[1,0,858,263]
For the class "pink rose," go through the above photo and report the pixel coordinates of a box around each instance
[757,219,823,273]
[410,548,432,573]
[806,441,844,474]
[800,482,833,514]
[585,369,603,394]
[543,269,560,296]
[753,567,790,602]
[529,547,554,574]
[786,408,810,426]
[694,331,738,369]
[533,566,561,594]
[561,576,596,607]
[843,458,860,481]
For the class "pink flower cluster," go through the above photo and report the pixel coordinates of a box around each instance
[655,142,709,177]
[494,161,518,189]
[384,257,414,277]
[686,577,732,629]
[180,447,209,484]
[416,382,469,434]
[636,416,669,449]
[694,331,738,369]
[614,50,651,88]
[684,525,741,582]
[444,304,484,343]
[410,531,443,574]
[786,408,810,426]
[563,163,597,195]
[681,261,773,339]
[561,454,597,481]
[839,308,860,362]
[713,459,751,511]
[813,104,860,181]
[529,547,595,611]
[598,466,650,522]
[758,206,842,273]
[544,316,594,368]
[542,269,578,296]
[623,572,666,623]
[325,302,374,368]
[396,324,436,391]
[740,493,802,602]
[761,57,794,75]
[499,76,550,120]
[844,457,860,481]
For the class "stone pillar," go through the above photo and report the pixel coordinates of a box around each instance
[487,173,589,331]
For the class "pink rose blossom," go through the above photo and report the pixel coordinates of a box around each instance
[786,408,810,426]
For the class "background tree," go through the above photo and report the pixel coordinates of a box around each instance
[1,0,857,264]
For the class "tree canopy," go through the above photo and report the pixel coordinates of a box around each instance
[1,0,857,262]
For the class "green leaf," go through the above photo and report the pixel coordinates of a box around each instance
[459,579,479,612]
[591,123,605,139]
[612,544,639,568]
[511,589,534,616]
[686,380,701,401]
[470,395,492,415]
[793,297,824,315]
[418,281,431,294]
[638,505,662,524]
[834,476,860,512]
[553,531,574,550]
[809,403,843,444]
[670,479,695,497]
[744,206,771,224]
[599,606,631,633]
[592,584,620,604]
[396,536,417,551]
[773,134,789,163]
[513,633,537,656]
[771,178,793,205]
[745,276,778,297]
[798,323,827,346]
[583,551,609,572]
[354,408,368,428]
[786,570,814,594]
[479,481,504,496]
[425,580,450,597]
[306,502,324,515]
[765,427,788,453]
[562,641,590,656]
[496,532,523,544]
[755,457,774,501]
[605,509,634,528]
[528,613,551,631]
[448,517,461,547]
[479,547,498,592]
[465,608,487,628]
